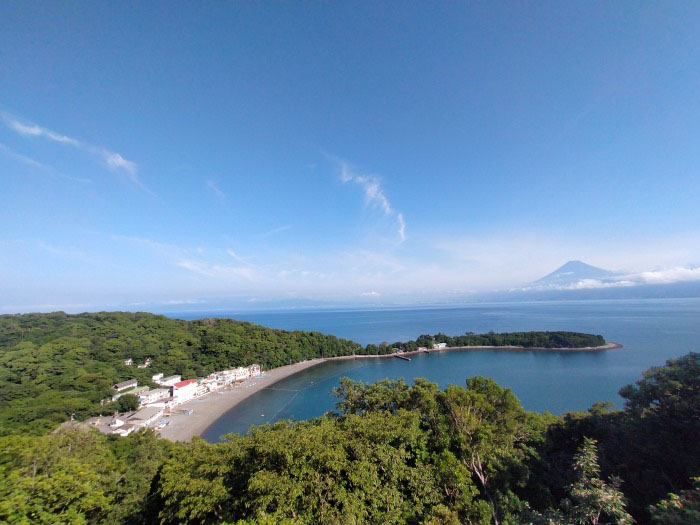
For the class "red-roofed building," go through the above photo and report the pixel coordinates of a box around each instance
[172,379,198,404]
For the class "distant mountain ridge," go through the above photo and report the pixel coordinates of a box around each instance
[534,260,617,287]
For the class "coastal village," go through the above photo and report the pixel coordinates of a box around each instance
[78,345,447,439]
[82,362,263,437]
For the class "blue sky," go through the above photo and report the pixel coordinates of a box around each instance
[2,2,700,312]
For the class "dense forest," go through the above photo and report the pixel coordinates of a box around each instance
[0,352,698,524]
[0,312,362,435]
[390,331,606,352]
[0,312,604,435]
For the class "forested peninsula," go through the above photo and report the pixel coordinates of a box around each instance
[2,312,697,524]
[389,330,606,352]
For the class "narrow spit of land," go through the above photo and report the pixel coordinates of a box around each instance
[159,341,622,442]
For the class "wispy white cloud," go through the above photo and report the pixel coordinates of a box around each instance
[550,266,700,290]
[37,241,87,259]
[206,179,226,200]
[545,279,636,291]
[112,235,180,254]
[632,266,700,284]
[114,235,260,284]
[176,259,257,281]
[5,117,80,146]
[0,142,48,169]
[35,241,102,265]
[338,160,406,243]
[397,213,406,242]
[340,162,393,214]
[1,113,141,186]
[104,151,137,179]
[259,225,291,237]
[0,142,92,183]
[226,249,252,264]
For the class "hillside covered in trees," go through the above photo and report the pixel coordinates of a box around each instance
[0,312,362,435]
[0,352,698,524]
[0,312,605,435]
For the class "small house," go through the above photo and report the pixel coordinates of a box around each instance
[128,406,164,428]
[157,375,182,387]
[112,423,136,437]
[138,388,171,406]
[113,379,138,392]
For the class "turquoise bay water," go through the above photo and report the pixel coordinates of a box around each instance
[171,299,700,443]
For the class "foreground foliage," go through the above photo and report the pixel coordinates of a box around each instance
[650,478,700,524]
[1,352,698,524]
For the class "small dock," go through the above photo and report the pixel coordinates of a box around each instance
[393,354,411,361]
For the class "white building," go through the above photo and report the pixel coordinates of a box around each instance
[123,358,133,366]
[172,379,198,404]
[138,388,171,406]
[218,367,248,383]
[195,383,208,397]
[248,363,262,377]
[201,376,223,392]
[138,358,152,369]
[109,415,127,428]
[152,372,164,382]
[432,342,447,350]
[128,406,164,429]
[233,367,250,381]
[157,375,182,387]
[112,423,136,437]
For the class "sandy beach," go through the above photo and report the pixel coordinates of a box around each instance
[158,341,621,443]
[158,358,326,442]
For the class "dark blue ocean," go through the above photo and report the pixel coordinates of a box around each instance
[170,298,700,443]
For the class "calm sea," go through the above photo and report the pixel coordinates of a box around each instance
[170,298,700,443]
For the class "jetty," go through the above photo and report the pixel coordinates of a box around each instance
[393,354,411,361]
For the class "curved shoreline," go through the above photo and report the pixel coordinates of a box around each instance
[158,359,326,442]
[159,342,622,442]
